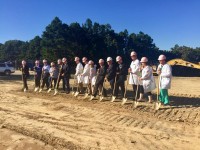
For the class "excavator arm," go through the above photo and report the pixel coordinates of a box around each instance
[167,59,200,69]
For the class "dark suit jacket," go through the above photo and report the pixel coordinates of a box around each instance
[107,64,116,81]
[96,65,106,84]
[116,63,127,81]
[61,63,70,78]
[22,65,29,77]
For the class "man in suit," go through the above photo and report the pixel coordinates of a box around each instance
[90,59,107,100]
[113,56,127,100]
[21,60,29,92]
[61,57,71,94]
[33,60,42,92]
[39,59,50,92]
[106,57,116,95]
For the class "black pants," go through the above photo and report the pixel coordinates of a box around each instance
[22,74,28,90]
[93,80,107,97]
[146,92,152,96]
[50,78,57,89]
[109,79,115,95]
[63,76,70,92]
[132,85,144,99]
[57,76,64,90]
[35,76,41,87]
[114,78,125,97]
[41,76,49,89]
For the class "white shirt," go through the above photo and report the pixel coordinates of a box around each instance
[129,59,141,85]
[157,64,172,89]
[75,62,83,76]
[141,66,156,93]
[82,63,90,76]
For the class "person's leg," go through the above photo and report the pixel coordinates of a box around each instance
[120,81,125,98]
[62,77,66,91]
[66,77,70,93]
[93,81,100,97]
[132,84,137,98]
[138,85,144,101]
[147,92,152,103]
[24,75,28,90]
[159,89,169,105]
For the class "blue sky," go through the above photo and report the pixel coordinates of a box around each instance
[0,0,200,50]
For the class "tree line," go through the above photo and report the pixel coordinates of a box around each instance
[0,17,200,67]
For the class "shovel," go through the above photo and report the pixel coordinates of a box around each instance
[71,75,77,95]
[47,88,52,93]
[121,75,130,105]
[154,75,161,110]
[111,75,117,102]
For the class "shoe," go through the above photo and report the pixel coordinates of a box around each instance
[66,91,70,94]
[111,96,116,102]
[39,89,42,93]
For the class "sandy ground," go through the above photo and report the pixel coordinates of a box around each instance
[0,71,200,150]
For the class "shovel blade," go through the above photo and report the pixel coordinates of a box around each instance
[71,91,75,95]
[154,102,161,110]
[133,101,139,108]
[99,96,104,102]
[34,87,39,92]
[47,88,51,93]
[53,89,58,96]
[74,92,79,97]
[83,93,89,99]
[23,88,27,92]
[111,96,116,102]
[121,98,127,105]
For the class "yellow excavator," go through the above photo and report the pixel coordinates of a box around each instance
[153,59,200,77]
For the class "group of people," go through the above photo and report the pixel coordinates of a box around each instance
[21,51,172,105]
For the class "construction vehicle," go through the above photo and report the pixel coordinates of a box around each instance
[152,59,200,77]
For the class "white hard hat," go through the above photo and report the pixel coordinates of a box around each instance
[130,51,137,56]
[82,57,87,63]
[99,59,104,63]
[140,57,148,63]
[158,54,166,61]
[107,57,112,62]
[88,60,94,65]
[116,56,122,62]
[74,57,80,61]
[62,57,67,62]
[43,59,47,63]
[35,60,39,63]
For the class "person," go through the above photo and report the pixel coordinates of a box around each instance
[106,57,116,95]
[81,57,90,93]
[39,59,50,92]
[21,60,29,92]
[139,57,156,103]
[157,54,172,105]
[48,62,59,92]
[90,59,107,100]
[61,57,71,94]
[88,60,97,95]
[33,60,42,92]
[128,51,144,100]
[56,59,63,90]
[74,57,83,94]
[112,56,127,101]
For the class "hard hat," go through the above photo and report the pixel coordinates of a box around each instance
[99,59,104,63]
[158,55,166,60]
[88,60,94,65]
[82,57,87,63]
[107,57,112,62]
[35,60,39,64]
[116,56,122,62]
[130,51,137,56]
[62,57,67,62]
[43,59,47,63]
[140,57,148,63]
[74,57,80,61]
